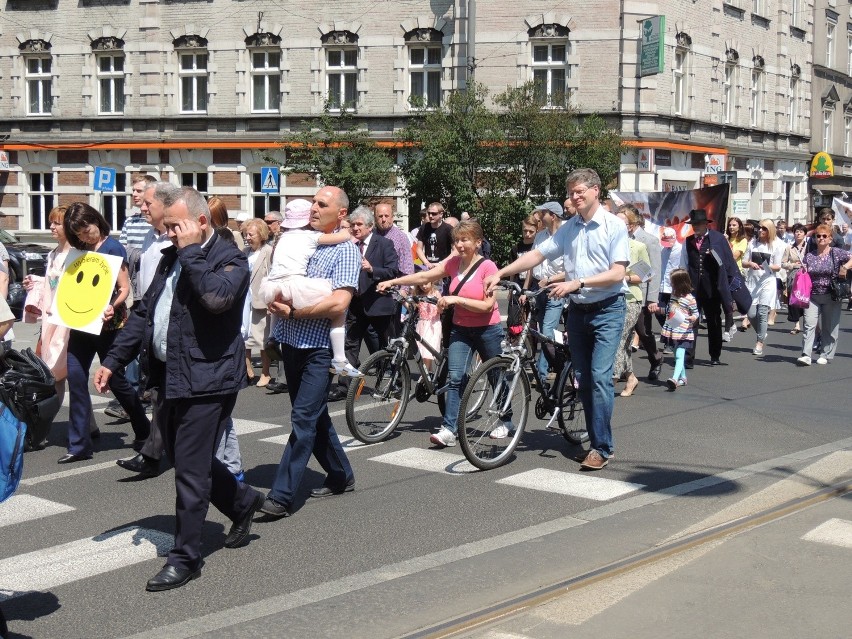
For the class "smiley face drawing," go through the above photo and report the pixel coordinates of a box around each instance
[55,251,118,330]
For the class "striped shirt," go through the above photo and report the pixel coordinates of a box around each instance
[119,212,152,250]
[272,239,360,349]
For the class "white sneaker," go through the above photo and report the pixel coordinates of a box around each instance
[722,331,731,342]
[430,427,457,448]
[729,324,737,338]
[330,360,365,378]
[816,356,828,365]
[489,422,514,439]
[797,355,812,366]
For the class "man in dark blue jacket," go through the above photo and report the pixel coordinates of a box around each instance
[95,186,264,592]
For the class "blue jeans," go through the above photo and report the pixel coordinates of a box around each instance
[269,344,354,508]
[443,323,505,434]
[566,295,626,458]
[535,291,565,379]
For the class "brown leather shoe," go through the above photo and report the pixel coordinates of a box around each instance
[579,450,609,470]
[572,451,615,463]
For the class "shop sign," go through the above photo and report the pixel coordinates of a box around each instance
[704,154,726,174]
[662,180,689,192]
[809,152,834,178]
[638,149,654,172]
[655,150,672,166]
[0,151,8,171]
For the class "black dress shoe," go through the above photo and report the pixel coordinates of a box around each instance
[58,452,92,464]
[90,428,101,439]
[266,380,288,394]
[116,453,160,478]
[710,359,722,366]
[310,480,355,499]
[145,564,200,592]
[224,492,265,548]
[259,497,291,519]
[327,387,347,402]
[647,364,662,381]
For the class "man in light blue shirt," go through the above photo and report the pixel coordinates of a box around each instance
[486,168,629,470]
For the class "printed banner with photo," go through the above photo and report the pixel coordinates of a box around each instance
[47,249,123,335]
[610,184,730,244]
[830,197,852,227]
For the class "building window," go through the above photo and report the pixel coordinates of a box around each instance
[532,42,569,108]
[97,54,125,115]
[29,172,55,230]
[673,49,687,115]
[251,50,281,113]
[251,172,281,218]
[26,56,52,115]
[180,172,208,194]
[791,0,802,28]
[326,48,357,110]
[178,52,208,113]
[752,0,763,15]
[723,63,736,124]
[823,108,833,151]
[827,21,836,67]
[409,46,442,108]
[750,68,763,127]
[788,76,798,132]
[845,116,852,156]
[847,33,852,76]
[101,172,129,232]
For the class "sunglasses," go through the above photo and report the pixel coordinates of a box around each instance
[815,234,830,239]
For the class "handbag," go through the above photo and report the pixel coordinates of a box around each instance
[789,269,812,309]
[441,257,485,349]
[828,249,851,301]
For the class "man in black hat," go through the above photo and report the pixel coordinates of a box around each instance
[680,208,740,367]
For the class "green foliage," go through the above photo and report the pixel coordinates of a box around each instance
[270,106,396,207]
[400,82,624,265]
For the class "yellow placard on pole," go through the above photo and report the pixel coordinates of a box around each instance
[47,249,123,335]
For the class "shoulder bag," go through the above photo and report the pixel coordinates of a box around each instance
[441,257,485,348]
[829,249,851,302]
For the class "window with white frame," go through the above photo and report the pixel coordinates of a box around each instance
[25,56,52,115]
[723,63,736,124]
[847,32,852,76]
[409,46,442,108]
[251,172,281,218]
[791,0,802,28]
[788,76,799,131]
[180,171,209,194]
[97,54,125,114]
[29,172,55,230]
[827,21,836,67]
[101,172,129,231]
[326,48,357,110]
[179,51,208,113]
[251,50,281,113]
[752,0,763,14]
[673,48,687,115]
[750,67,763,127]
[845,115,852,156]
[823,107,834,150]
[532,42,569,108]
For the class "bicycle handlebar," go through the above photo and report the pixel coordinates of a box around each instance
[386,286,438,306]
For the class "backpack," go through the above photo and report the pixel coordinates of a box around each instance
[0,400,26,503]
[0,347,60,451]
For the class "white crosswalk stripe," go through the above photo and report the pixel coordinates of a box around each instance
[259,433,381,453]
[496,468,644,501]
[232,419,283,436]
[0,526,173,602]
[369,447,478,474]
[0,494,75,528]
[801,518,852,549]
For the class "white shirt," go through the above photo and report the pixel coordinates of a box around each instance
[660,242,683,294]
[532,226,565,281]
[744,239,786,307]
[267,228,322,280]
[138,227,171,297]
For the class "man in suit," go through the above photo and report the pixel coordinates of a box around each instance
[334,206,399,396]
[679,208,740,367]
[95,185,264,592]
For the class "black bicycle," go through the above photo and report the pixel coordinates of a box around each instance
[345,288,486,444]
[456,281,585,470]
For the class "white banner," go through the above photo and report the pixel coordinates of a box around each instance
[830,197,851,227]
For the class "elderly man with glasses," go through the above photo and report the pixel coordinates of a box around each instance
[264,210,284,244]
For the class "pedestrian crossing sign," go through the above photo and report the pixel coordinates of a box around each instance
[260,167,280,194]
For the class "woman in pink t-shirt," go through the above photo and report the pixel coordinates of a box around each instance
[378,220,505,448]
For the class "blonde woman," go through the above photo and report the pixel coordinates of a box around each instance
[240,218,273,386]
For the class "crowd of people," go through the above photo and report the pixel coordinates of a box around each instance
[11,169,852,594]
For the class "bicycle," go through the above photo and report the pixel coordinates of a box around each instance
[456,280,585,470]
[345,287,487,444]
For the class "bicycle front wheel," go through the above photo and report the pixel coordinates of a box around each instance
[457,356,530,470]
[345,350,410,443]
[555,363,588,445]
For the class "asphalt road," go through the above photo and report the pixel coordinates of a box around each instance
[2,308,851,639]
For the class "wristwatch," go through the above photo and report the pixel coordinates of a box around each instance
[289,307,296,320]
[578,279,585,289]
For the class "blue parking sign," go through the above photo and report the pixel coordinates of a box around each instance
[93,167,116,192]
[260,167,279,194]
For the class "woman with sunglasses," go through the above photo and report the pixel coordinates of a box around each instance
[742,220,785,357]
[797,224,852,365]
[59,203,151,463]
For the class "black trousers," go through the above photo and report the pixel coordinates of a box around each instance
[344,310,393,369]
[634,305,660,367]
[688,295,723,364]
[139,388,164,461]
[156,391,256,572]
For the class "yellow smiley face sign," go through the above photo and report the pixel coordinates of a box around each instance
[49,249,123,334]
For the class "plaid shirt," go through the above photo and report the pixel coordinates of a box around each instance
[272,240,360,349]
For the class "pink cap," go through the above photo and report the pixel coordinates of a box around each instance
[281,199,313,229]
